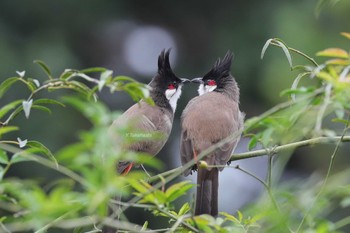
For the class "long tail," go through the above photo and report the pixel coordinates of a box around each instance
[195,168,219,216]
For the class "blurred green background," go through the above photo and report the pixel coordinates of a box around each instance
[1,0,350,230]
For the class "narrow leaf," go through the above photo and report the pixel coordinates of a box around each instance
[0,126,19,137]
[0,150,9,164]
[0,77,19,98]
[316,48,349,59]
[11,152,32,164]
[22,99,33,119]
[80,67,107,74]
[261,39,274,59]
[178,203,191,216]
[34,60,53,79]
[165,181,194,202]
[274,39,293,67]
[31,105,52,115]
[0,99,24,119]
[34,98,65,107]
[27,141,57,167]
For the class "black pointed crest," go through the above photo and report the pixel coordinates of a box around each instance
[205,50,234,79]
[157,49,175,77]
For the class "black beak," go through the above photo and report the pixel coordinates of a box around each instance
[180,78,190,84]
[191,77,203,84]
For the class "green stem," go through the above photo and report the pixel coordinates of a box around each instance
[270,41,319,67]
[230,136,350,161]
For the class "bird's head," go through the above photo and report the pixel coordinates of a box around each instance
[149,49,189,111]
[192,51,234,96]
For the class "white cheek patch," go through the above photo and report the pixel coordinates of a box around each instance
[198,84,217,95]
[165,89,176,100]
[165,86,182,112]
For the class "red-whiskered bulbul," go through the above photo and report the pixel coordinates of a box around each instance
[180,51,244,216]
[111,49,188,175]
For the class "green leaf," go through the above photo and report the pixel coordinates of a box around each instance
[0,77,19,98]
[332,118,349,126]
[80,67,107,74]
[141,221,149,231]
[34,98,65,107]
[165,181,194,202]
[0,149,9,164]
[68,81,96,100]
[0,99,24,119]
[27,141,57,167]
[178,202,191,216]
[34,60,53,79]
[0,126,19,137]
[248,136,258,150]
[0,166,4,181]
[31,105,52,115]
[220,212,240,224]
[11,151,32,164]
[59,69,76,80]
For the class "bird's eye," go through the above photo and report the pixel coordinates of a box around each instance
[167,83,176,90]
[207,80,217,86]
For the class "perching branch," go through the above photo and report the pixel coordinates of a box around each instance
[148,135,350,184]
[230,135,350,161]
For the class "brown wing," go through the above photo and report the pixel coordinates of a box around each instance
[180,129,195,176]
[180,92,243,170]
[111,101,173,174]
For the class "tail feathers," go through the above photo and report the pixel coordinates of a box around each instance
[195,168,219,216]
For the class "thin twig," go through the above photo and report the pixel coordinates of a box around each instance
[230,136,350,161]
[270,41,319,67]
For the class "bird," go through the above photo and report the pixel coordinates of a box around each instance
[110,49,189,176]
[105,49,188,233]
[180,51,244,216]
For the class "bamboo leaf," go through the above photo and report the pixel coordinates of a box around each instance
[165,181,194,202]
[274,39,293,68]
[31,105,52,115]
[33,98,65,107]
[178,202,191,216]
[11,151,33,164]
[261,39,274,59]
[27,141,57,167]
[0,126,19,137]
[0,149,9,164]
[34,60,53,79]
[0,99,24,119]
[0,77,19,98]
[316,48,349,59]
[80,67,107,74]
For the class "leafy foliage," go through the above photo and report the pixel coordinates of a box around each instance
[1,26,350,233]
